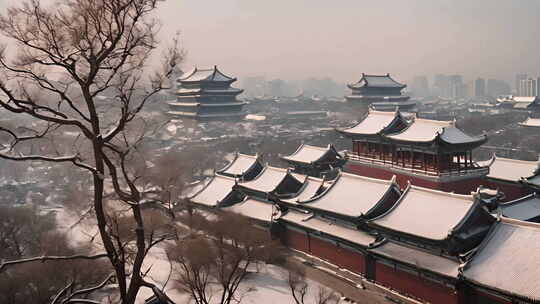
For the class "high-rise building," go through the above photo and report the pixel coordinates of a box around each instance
[410,75,430,97]
[474,78,486,97]
[433,74,450,97]
[448,75,465,99]
[516,73,528,95]
[486,79,511,97]
[518,77,540,97]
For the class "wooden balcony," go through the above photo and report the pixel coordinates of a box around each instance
[344,151,489,178]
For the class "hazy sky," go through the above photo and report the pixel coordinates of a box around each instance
[2,0,540,84]
[156,0,540,84]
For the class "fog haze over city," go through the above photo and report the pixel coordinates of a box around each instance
[1,0,539,83]
[152,0,540,83]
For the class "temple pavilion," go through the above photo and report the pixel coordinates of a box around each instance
[168,66,246,120]
[337,109,489,194]
[346,73,416,111]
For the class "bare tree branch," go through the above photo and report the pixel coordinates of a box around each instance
[0,253,108,273]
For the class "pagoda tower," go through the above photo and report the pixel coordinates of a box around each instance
[346,73,416,111]
[168,66,246,120]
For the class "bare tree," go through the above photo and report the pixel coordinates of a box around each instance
[287,264,340,304]
[0,0,183,302]
[168,212,285,304]
[0,205,111,304]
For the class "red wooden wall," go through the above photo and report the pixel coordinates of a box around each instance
[375,262,460,304]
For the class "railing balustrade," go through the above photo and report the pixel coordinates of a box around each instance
[345,151,489,177]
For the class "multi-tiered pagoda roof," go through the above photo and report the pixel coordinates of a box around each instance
[168,66,246,120]
[346,73,415,110]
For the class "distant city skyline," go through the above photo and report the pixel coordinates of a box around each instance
[1,1,540,84]
[154,0,540,83]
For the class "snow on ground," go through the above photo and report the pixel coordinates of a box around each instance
[137,245,327,304]
[245,114,266,121]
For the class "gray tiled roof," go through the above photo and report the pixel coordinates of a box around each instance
[463,218,540,301]
[282,144,338,164]
[370,186,475,241]
[225,198,277,223]
[350,74,405,88]
[370,241,460,278]
[340,110,401,135]
[478,155,539,182]
[178,66,235,82]
[190,175,236,207]
[218,153,259,177]
[303,173,396,218]
[500,194,540,221]
[280,210,375,247]
[238,166,302,193]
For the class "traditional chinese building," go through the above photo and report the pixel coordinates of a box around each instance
[168,66,246,120]
[461,217,540,304]
[498,193,540,223]
[346,73,416,111]
[338,109,489,194]
[217,153,263,181]
[187,174,243,208]
[478,155,539,201]
[233,166,306,200]
[280,144,344,177]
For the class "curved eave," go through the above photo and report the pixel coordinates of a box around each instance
[367,184,474,243]
[435,132,488,150]
[168,102,247,108]
[179,78,237,84]
[460,219,540,303]
[297,172,398,219]
[281,144,338,165]
[175,89,244,96]
[369,240,460,281]
[217,153,261,177]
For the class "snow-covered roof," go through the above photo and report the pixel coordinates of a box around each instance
[513,96,538,103]
[338,110,404,136]
[189,175,236,207]
[176,87,243,95]
[519,117,540,128]
[462,218,540,301]
[370,185,475,241]
[370,241,460,278]
[282,176,326,204]
[301,172,398,218]
[479,155,539,182]
[178,66,236,83]
[218,153,260,178]
[281,144,340,164]
[500,193,540,221]
[349,73,406,89]
[237,166,302,193]
[280,210,375,247]
[387,116,485,144]
[225,197,277,223]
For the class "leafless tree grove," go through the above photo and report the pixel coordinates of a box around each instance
[167,212,286,304]
[0,0,183,303]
